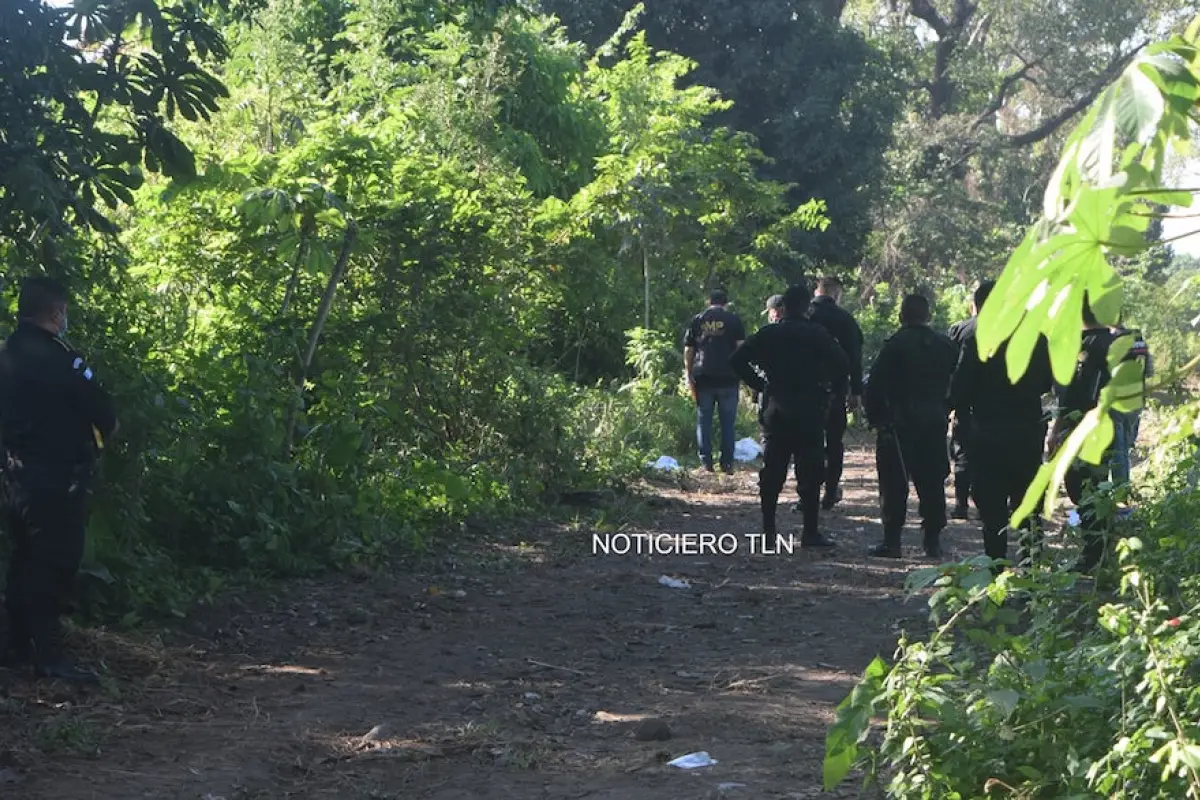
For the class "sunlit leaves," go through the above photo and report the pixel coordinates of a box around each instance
[973,26,1200,527]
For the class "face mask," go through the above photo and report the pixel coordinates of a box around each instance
[58,313,68,336]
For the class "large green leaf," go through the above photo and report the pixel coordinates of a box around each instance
[1115,64,1167,144]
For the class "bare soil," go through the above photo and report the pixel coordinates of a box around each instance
[0,446,982,800]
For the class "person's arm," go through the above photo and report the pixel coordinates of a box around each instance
[682,319,698,385]
[729,333,766,393]
[864,339,897,429]
[820,327,851,398]
[65,351,118,446]
[949,333,980,413]
[847,316,865,407]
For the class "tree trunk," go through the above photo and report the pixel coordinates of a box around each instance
[282,219,358,459]
[642,243,650,330]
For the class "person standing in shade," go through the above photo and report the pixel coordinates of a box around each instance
[864,294,958,559]
[1050,299,1118,573]
[730,284,848,546]
[945,287,983,520]
[950,280,1054,567]
[0,277,118,682]
[683,288,745,473]
[806,277,864,511]
[1108,319,1152,487]
[751,294,786,429]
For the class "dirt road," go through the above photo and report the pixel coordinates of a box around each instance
[2,446,981,799]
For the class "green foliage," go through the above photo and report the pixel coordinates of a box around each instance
[0,1,818,620]
[825,405,1200,798]
[825,14,1200,799]
[0,0,231,264]
[975,21,1200,525]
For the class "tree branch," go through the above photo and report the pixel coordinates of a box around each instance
[971,59,1042,132]
[908,0,949,38]
[1001,43,1148,148]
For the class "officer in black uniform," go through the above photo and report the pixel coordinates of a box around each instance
[806,277,864,511]
[0,277,118,681]
[1050,298,1117,573]
[865,294,957,558]
[945,288,983,519]
[950,280,1054,566]
[730,284,849,546]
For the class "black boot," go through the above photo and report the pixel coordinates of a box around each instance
[869,529,903,559]
[821,486,843,511]
[922,527,943,559]
[950,474,970,519]
[31,616,99,685]
[762,495,778,538]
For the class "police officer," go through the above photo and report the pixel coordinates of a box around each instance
[1050,298,1117,573]
[751,294,785,427]
[683,288,746,473]
[946,290,982,520]
[865,294,957,558]
[807,277,864,511]
[730,284,849,545]
[950,280,1054,566]
[0,277,117,681]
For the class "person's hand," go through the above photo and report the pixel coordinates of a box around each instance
[847,395,861,412]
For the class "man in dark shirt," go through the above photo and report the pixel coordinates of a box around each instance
[1050,299,1117,573]
[945,286,984,520]
[807,277,864,511]
[865,294,958,559]
[0,277,118,682]
[683,288,746,473]
[950,280,1054,567]
[730,284,849,546]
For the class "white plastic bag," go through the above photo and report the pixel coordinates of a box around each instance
[649,455,681,472]
[732,437,762,462]
[668,751,718,769]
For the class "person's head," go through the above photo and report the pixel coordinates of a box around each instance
[815,276,843,303]
[782,283,811,318]
[971,279,995,316]
[899,293,932,327]
[18,276,70,336]
[764,294,784,323]
[708,287,728,307]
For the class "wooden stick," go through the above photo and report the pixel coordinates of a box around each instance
[526,658,588,676]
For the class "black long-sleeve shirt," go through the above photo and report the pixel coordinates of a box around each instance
[950,317,1053,433]
[729,318,849,416]
[865,323,957,430]
[808,296,864,396]
[0,322,117,478]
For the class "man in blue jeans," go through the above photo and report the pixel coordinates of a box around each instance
[684,288,746,473]
[1108,323,1152,487]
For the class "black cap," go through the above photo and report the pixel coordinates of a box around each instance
[709,287,728,305]
[763,294,784,316]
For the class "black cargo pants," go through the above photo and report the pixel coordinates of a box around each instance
[877,423,949,548]
[4,466,90,667]
[760,400,826,539]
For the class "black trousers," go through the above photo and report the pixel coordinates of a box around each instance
[823,396,848,497]
[949,410,971,506]
[970,424,1044,562]
[760,406,825,538]
[877,424,949,546]
[4,474,89,666]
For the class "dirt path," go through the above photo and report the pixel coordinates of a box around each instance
[2,446,980,800]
